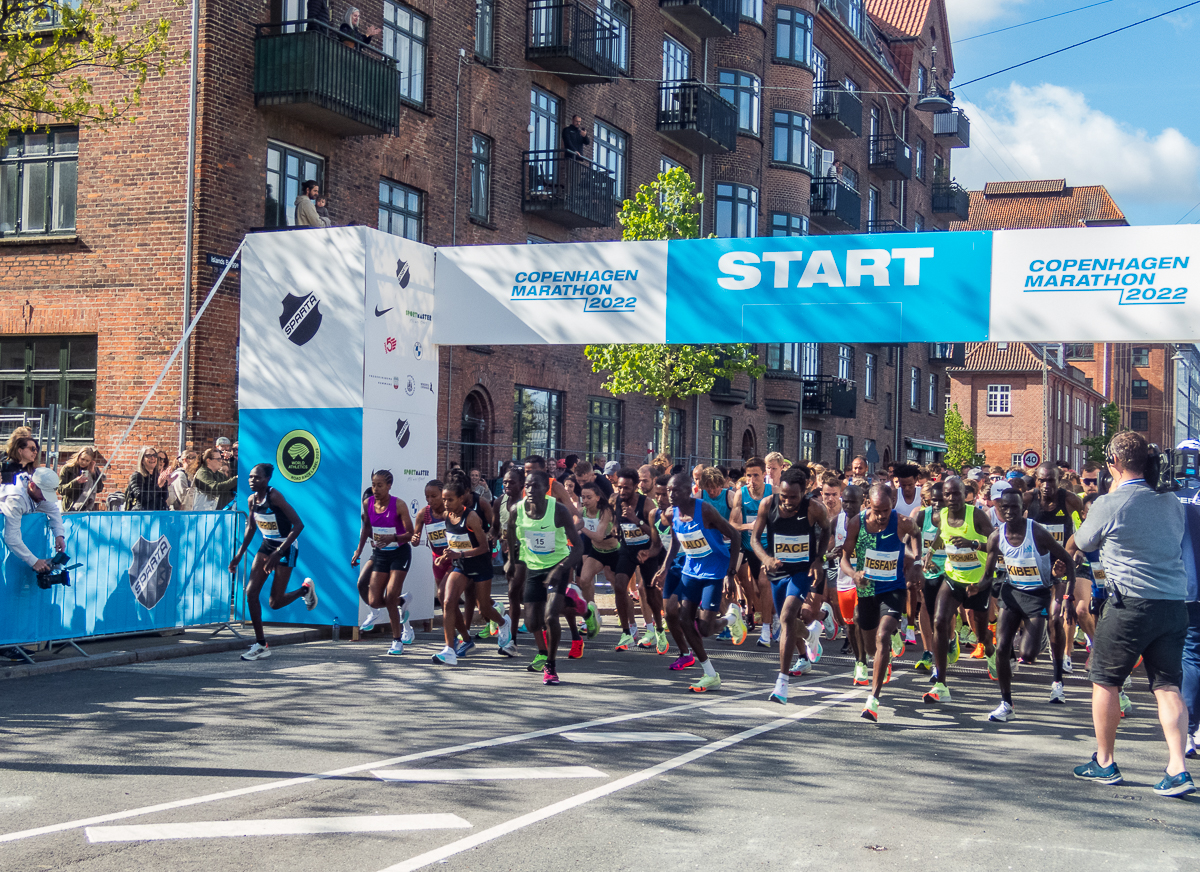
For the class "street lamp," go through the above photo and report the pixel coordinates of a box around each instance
[915,45,953,113]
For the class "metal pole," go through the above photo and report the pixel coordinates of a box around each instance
[451,49,465,245]
[180,0,201,453]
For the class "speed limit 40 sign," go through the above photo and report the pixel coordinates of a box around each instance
[1021,449,1041,469]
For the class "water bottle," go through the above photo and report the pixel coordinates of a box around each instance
[332,617,341,642]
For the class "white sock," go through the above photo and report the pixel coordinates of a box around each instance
[807,620,823,639]
[700,658,717,677]
[759,623,771,641]
[776,672,789,686]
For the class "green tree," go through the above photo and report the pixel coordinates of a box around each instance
[0,0,177,140]
[1081,402,1121,462]
[944,403,984,469]
[585,168,764,459]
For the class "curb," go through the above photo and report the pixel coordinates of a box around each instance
[0,629,323,681]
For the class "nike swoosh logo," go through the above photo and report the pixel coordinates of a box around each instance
[374,306,393,317]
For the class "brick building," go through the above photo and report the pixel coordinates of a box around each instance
[1,0,972,479]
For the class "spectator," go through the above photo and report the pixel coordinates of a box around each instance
[314,196,333,227]
[492,460,511,500]
[1,467,65,573]
[3,430,39,485]
[603,460,620,489]
[127,446,169,511]
[469,467,491,504]
[307,0,330,28]
[167,451,200,510]
[58,446,104,513]
[562,114,590,160]
[340,6,380,47]
[1181,501,1200,759]
[193,448,238,511]
[294,180,323,227]
[574,460,612,499]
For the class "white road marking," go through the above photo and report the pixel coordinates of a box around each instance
[372,767,607,782]
[85,814,471,843]
[375,683,863,872]
[701,706,782,716]
[563,731,703,743]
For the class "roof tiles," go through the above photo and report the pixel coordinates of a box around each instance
[865,0,931,37]
[950,181,1127,231]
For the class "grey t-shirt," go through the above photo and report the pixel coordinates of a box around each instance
[1074,480,1186,600]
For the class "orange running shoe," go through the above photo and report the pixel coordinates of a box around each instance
[568,639,584,659]
[970,643,987,659]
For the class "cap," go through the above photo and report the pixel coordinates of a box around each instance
[1006,470,1023,481]
[31,466,60,493]
[968,467,982,478]
[990,481,1009,500]
[216,436,232,447]
[604,461,620,475]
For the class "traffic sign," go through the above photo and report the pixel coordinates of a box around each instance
[1021,450,1041,469]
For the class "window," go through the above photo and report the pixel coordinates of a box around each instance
[1131,410,1148,431]
[801,429,820,463]
[863,439,876,472]
[715,183,758,238]
[717,70,761,136]
[916,65,926,98]
[265,141,323,229]
[596,0,631,73]
[529,87,560,152]
[838,345,853,380]
[1132,378,1149,399]
[928,373,936,412]
[1057,388,1062,420]
[379,179,422,240]
[586,397,622,459]
[593,120,628,198]
[767,343,800,373]
[889,179,899,206]
[660,155,682,176]
[811,48,827,98]
[1011,453,1023,467]
[865,353,876,399]
[836,435,851,471]
[913,213,924,233]
[914,138,925,181]
[945,393,952,412]
[774,7,813,67]
[766,423,783,454]
[654,408,685,459]
[469,134,491,223]
[281,0,304,30]
[0,128,78,236]
[383,1,427,108]
[475,0,494,62]
[513,386,563,458]
[770,212,807,236]
[772,111,811,170]
[1065,343,1094,360]
[869,106,879,158]
[663,37,691,83]
[988,384,1011,415]
[868,186,879,224]
[1065,393,1071,424]
[740,0,762,23]
[1132,347,1150,367]
[0,336,97,440]
[884,392,893,427]
[746,377,757,408]
[847,0,863,36]
[711,416,732,464]
[910,366,919,409]
[840,164,859,190]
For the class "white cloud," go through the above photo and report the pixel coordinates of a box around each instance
[944,0,1028,31]
[952,83,1200,206]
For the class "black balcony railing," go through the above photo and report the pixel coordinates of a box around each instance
[526,0,624,84]
[657,81,737,155]
[868,135,912,181]
[522,150,616,228]
[659,0,738,39]
[810,177,861,232]
[867,219,908,233]
[931,181,970,220]
[812,83,862,139]
[933,108,970,148]
[253,20,400,136]
[802,375,856,418]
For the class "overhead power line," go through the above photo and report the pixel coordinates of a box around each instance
[954,0,1115,43]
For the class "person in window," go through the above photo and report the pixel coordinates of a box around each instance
[340,6,381,48]
[562,114,590,162]
[127,446,169,511]
[58,446,104,513]
[294,180,323,227]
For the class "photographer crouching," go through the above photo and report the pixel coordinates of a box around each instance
[1069,432,1194,797]
[1,467,67,579]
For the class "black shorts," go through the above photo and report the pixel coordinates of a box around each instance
[523,564,568,604]
[999,584,1051,620]
[922,575,944,613]
[742,550,763,580]
[1089,595,1188,691]
[452,555,493,584]
[371,544,412,575]
[944,579,991,612]
[855,589,907,632]
[616,546,645,580]
[259,540,297,567]
[585,544,620,572]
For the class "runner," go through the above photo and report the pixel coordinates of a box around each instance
[351,470,413,655]
[228,463,315,661]
[446,466,498,646]
[571,480,612,655]
[911,482,946,676]
[832,484,867,683]
[492,467,530,658]
[506,469,585,685]
[842,483,922,721]
[731,457,775,647]
[892,463,922,648]
[752,467,830,703]
[613,468,654,651]
[764,451,788,491]
[645,474,684,661]
[652,472,746,692]
[924,476,996,703]
[984,489,1077,721]
[819,473,846,644]
[695,466,738,642]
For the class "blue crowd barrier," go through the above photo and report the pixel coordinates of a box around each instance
[0,511,241,647]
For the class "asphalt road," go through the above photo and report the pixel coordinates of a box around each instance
[0,628,1196,872]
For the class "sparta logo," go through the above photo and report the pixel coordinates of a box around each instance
[279,292,322,346]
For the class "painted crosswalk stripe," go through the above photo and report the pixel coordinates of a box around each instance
[701,706,783,716]
[563,731,703,743]
[85,814,471,843]
[373,766,607,782]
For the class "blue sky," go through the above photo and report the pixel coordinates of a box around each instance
[944,0,1200,225]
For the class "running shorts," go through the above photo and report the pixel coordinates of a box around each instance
[661,561,684,602]
[944,579,991,612]
[371,544,412,575]
[452,555,493,584]
[999,584,1051,620]
[770,572,813,614]
[922,575,944,616]
[1089,596,1187,691]
[259,539,297,567]
[523,563,568,604]
[431,548,449,582]
[679,573,723,612]
[616,546,643,580]
[742,551,763,581]
[855,589,906,632]
[585,543,620,572]
[837,587,858,625]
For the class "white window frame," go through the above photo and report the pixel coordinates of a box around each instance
[910,366,919,409]
[864,353,876,399]
[988,384,1011,415]
[837,344,852,380]
[927,372,936,413]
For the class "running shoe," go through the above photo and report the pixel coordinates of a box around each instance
[527,653,548,672]
[772,617,782,642]
[498,640,518,658]
[914,651,934,673]
[923,682,950,704]
[905,625,917,645]
[1119,692,1133,717]
[861,695,879,723]
[986,651,998,681]
[568,639,584,659]
[727,604,748,646]
[432,646,458,666]
[820,602,837,638]
[615,632,634,651]
[1072,753,1122,785]
[360,608,380,633]
[518,620,528,633]
[883,662,892,684]
[240,642,270,661]
[475,621,498,640]
[756,630,772,649]
[689,673,721,693]
[542,666,560,686]
[1074,626,1087,645]
[716,627,733,641]
[655,628,669,654]
[1153,771,1196,797]
[890,631,905,659]
[853,662,869,685]
[947,632,961,665]
[1062,656,1074,674]
[669,653,696,671]
[584,603,601,639]
[401,609,415,644]
[1187,732,1197,759]
[788,655,812,677]
[302,578,318,611]
[497,614,513,648]
[386,639,404,656]
[455,639,476,658]
[1049,681,1066,704]
[638,625,657,649]
[769,675,788,705]
[970,643,987,659]
[805,635,823,665]
[988,701,1014,722]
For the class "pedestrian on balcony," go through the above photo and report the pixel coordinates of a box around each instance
[315,196,333,227]
[294,180,323,227]
[307,0,330,30]
[562,115,590,162]
[340,6,380,48]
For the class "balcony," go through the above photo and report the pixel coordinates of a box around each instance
[810,177,861,232]
[253,21,400,136]
[659,0,738,39]
[933,108,970,148]
[867,219,908,233]
[526,0,624,84]
[929,343,965,366]
[869,135,912,181]
[812,83,862,139]
[931,181,970,221]
[802,375,856,418]
[657,81,737,155]
[521,150,616,228]
[710,376,748,405]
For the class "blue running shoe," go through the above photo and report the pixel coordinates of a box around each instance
[455,639,476,658]
[1072,754,1123,785]
[1153,770,1196,797]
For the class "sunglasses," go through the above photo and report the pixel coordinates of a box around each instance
[1081,477,1097,485]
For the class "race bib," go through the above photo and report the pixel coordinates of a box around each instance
[583,516,600,533]
[773,534,809,563]
[1089,563,1106,583]
[862,549,900,582]
[1042,524,1065,543]
[524,528,554,555]
[620,522,650,545]
[425,521,447,548]
[255,516,282,539]
[372,525,398,549]
[446,530,473,554]
[945,546,981,571]
[657,525,673,549]
[1005,556,1042,583]
[678,532,713,559]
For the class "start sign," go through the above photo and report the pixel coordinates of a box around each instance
[1022,450,1041,469]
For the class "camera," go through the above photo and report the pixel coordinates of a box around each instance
[36,551,79,590]
[1144,444,1200,494]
